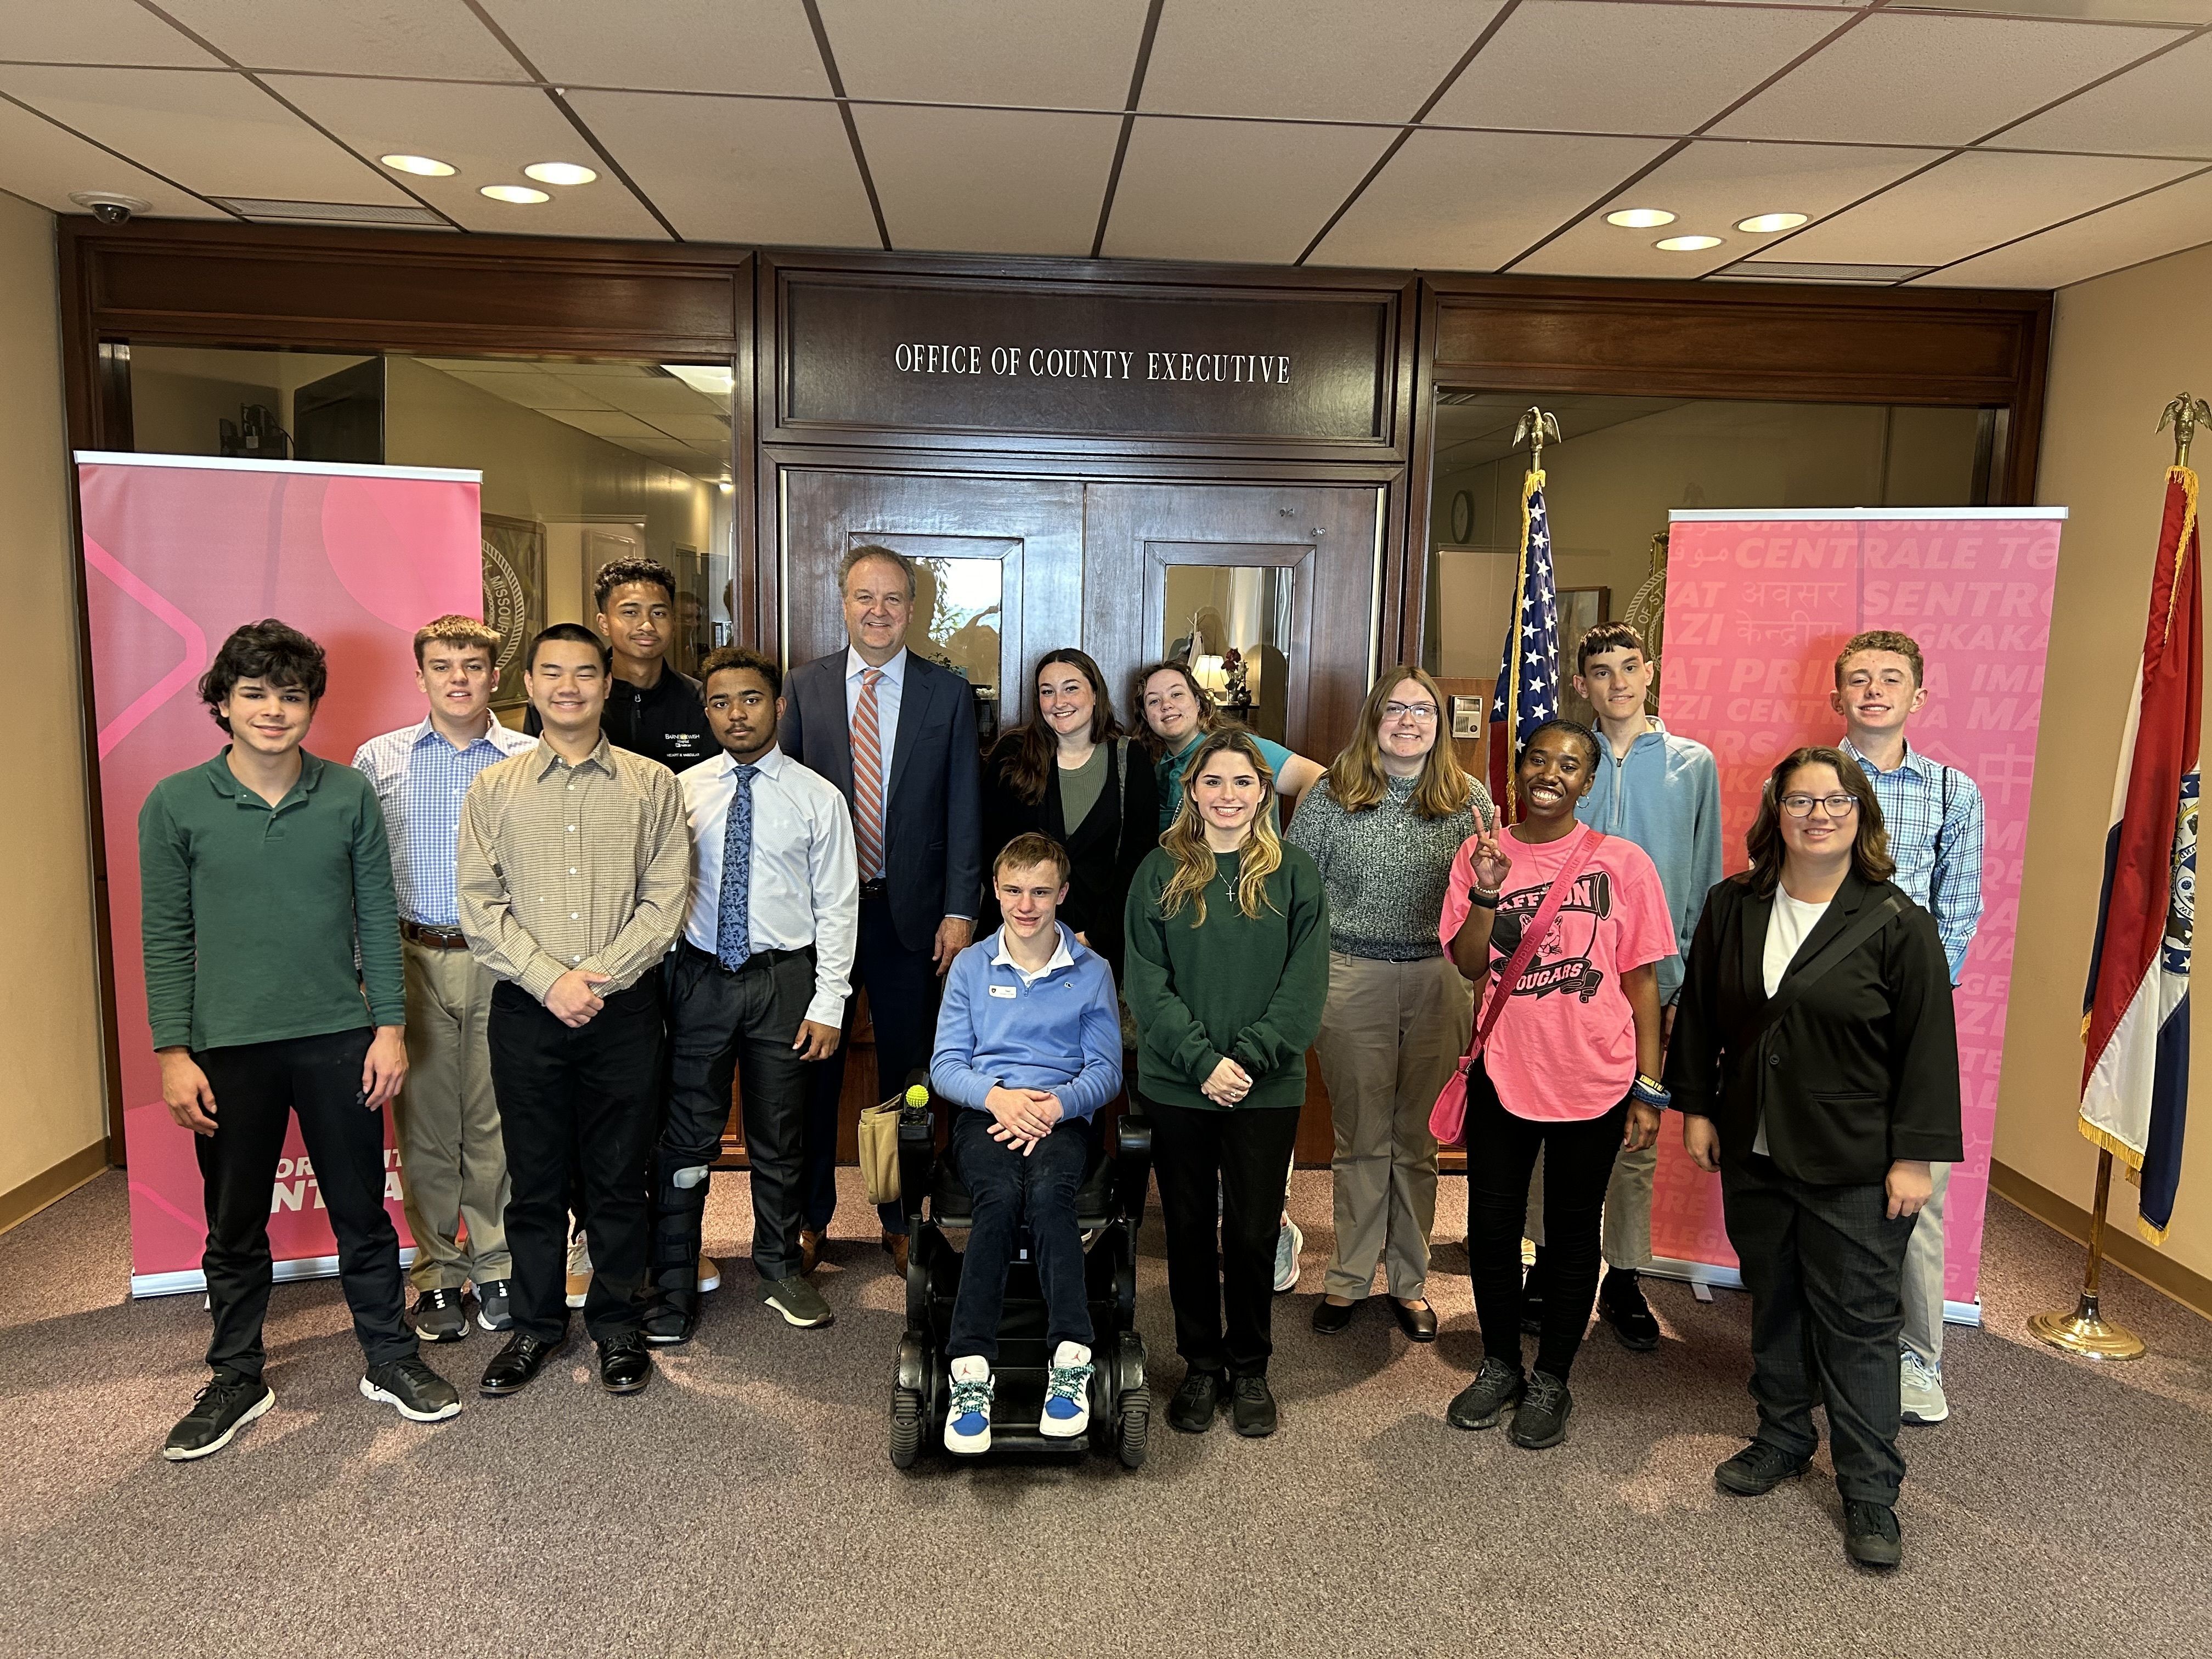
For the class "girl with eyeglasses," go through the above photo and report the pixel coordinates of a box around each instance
[1664,745,1961,1570]
[1285,666,1492,1342]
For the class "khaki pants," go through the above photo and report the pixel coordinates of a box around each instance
[1900,1159,1952,1368]
[394,939,511,1293]
[1523,1132,1654,1271]
[1317,953,1472,1301]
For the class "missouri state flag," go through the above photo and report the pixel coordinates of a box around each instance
[1488,467,1560,822]
[2081,463,2202,1243]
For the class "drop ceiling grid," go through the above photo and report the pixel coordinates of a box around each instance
[1100,116,1398,264]
[149,0,534,82]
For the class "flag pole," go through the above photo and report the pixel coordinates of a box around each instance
[2028,1147,2145,1360]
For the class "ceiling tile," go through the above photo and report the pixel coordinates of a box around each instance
[263,75,668,237]
[0,0,224,67]
[821,0,1150,108]
[1754,149,2195,266]
[541,409,669,439]
[1307,127,1671,270]
[1917,0,2212,20]
[645,414,733,443]
[0,97,230,218]
[477,0,830,97]
[1912,165,2212,286]
[582,375,720,413]
[1988,33,2212,157]
[562,90,877,245]
[1101,116,1393,263]
[1517,139,1934,277]
[1713,12,2187,146]
[156,0,532,81]
[1141,0,1509,121]
[447,370,610,410]
[1425,2,1846,137]
[851,105,1122,255]
[0,65,415,204]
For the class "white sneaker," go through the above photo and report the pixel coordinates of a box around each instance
[1273,1217,1304,1293]
[1900,1350,1949,1424]
[697,1252,721,1293]
[944,1356,993,1455]
[565,1231,592,1310]
[1040,1341,1094,1438]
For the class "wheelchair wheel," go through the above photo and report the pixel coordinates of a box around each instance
[890,1385,925,1469]
[1116,1388,1149,1470]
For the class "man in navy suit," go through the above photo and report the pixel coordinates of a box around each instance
[781,545,981,1273]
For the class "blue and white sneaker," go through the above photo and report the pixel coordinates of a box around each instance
[1273,1217,1304,1293]
[944,1356,994,1455]
[1040,1341,1094,1438]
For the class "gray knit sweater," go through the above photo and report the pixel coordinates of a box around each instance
[1284,772,1492,961]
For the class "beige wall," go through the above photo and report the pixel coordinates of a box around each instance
[2007,240,2212,1280]
[0,195,108,1203]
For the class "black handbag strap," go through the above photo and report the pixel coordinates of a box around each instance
[1754,893,1903,1036]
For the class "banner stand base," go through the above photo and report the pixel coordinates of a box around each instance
[1643,1257,1983,1327]
[132,1247,418,1300]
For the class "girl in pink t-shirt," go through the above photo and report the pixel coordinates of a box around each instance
[1438,720,1675,1450]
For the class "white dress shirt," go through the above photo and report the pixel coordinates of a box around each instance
[680,745,859,1029]
[843,645,909,791]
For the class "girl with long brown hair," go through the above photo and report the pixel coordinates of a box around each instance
[1135,660,1324,833]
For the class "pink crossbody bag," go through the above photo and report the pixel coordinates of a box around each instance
[1427,830,1605,1147]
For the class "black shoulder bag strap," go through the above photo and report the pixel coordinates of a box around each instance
[1754,894,1905,1040]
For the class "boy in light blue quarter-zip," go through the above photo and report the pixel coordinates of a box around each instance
[929,832,1124,1455]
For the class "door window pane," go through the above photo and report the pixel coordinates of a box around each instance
[1162,565,1295,744]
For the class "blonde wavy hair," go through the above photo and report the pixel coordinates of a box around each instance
[1159,730,1283,926]
[1325,663,1477,820]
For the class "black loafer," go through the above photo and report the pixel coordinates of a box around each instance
[597,1334,653,1395]
[1390,1297,1438,1342]
[478,1331,564,1396]
[1312,1297,1361,1335]
[1168,1369,1223,1434]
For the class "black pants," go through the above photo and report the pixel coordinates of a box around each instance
[1149,1097,1301,1377]
[194,1028,416,1381]
[488,974,662,1343]
[946,1108,1095,1365]
[657,942,814,1290]
[1463,1062,1628,1383]
[1722,1153,1916,1505]
[800,892,940,1238]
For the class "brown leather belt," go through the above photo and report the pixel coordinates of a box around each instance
[401,920,470,950]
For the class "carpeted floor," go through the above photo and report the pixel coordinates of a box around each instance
[2,1168,2207,1659]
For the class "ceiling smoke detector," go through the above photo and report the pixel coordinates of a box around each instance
[70,191,151,225]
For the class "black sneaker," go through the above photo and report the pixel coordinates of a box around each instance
[473,1278,513,1332]
[1843,1500,1903,1568]
[1520,1252,1547,1335]
[361,1355,462,1422]
[1229,1373,1277,1438]
[411,1286,469,1343]
[1714,1440,1809,1497]
[161,1374,274,1462]
[1446,1356,1525,1430]
[1169,1368,1223,1434]
[1508,1369,1573,1449]
[1598,1267,1660,1351]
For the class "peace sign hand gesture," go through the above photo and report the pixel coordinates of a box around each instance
[1469,827,1511,895]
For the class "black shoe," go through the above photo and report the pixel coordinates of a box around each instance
[410,1285,469,1343]
[1446,1356,1525,1430]
[1229,1373,1278,1438]
[1599,1268,1660,1351]
[1520,1252,1548,1335]
[1168,1369,1223,1434]
[1508,1369,1573,1449]
[473,1278,513,1332]
[479,1331,564,1396]
[1714,1440,1810,1497]
[1843,1500,1904,1568]
[161,1373,273,1462]
[1390,1297,1439,1342]
[598,1333,653,1395]
[361,1355,462,1422]
[642,1289,698,1347]
[1312,1297,1361,1335]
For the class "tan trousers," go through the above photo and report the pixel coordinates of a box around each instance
[1318,953,1472,1301]
[1524,1135,1654,1269]
[393,939,511,1292]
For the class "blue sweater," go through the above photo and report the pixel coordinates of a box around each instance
[1576,720,1724,1005]
[930,923,1124,1122]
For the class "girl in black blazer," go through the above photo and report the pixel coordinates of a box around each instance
[1666,744,1961,1572]
[980,648,1160,983]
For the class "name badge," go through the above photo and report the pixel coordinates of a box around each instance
[988,984,1018,998]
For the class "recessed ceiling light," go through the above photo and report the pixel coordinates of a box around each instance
[1736,212,1808,234]
[523,162,597,187]
[381,154,454,177]
[1606,208,1675,229]
[1656,234,1724,252]
[479,184,550,204]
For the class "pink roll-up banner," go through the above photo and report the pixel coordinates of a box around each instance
[1651,507,2063,1322]
[76,453,483,1297]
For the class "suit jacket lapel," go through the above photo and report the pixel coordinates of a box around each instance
[813,657,854,798]
[885,658,929,808]
[1737,883,1775,1015]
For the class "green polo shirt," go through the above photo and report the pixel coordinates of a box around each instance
[138,748,406,1053]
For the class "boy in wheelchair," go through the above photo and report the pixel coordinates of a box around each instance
[928,832,1124,1454]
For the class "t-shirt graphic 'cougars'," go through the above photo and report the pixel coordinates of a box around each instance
[1440,822,1675,1123]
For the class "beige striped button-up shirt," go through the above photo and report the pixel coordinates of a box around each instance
[457,734,690,1003]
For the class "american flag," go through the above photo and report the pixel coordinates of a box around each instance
[1488,467,1561,821]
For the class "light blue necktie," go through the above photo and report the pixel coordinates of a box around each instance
[716,764,759,970]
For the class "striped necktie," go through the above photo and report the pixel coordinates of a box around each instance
[853,668,887,882]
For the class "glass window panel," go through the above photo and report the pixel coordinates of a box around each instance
[915,555,1005,744]
[1161,564,1295,744]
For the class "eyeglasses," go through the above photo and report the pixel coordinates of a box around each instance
[1383,701,1439,723]
[1780,793,1859,817]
